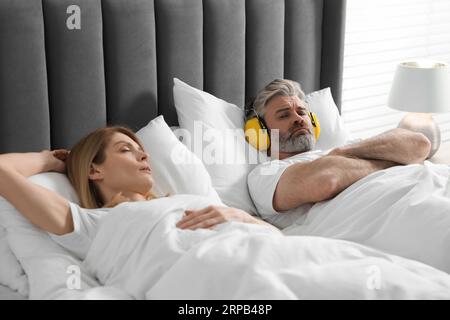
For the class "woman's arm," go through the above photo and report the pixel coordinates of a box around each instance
[0,150,67,177]
[0,150,73,235]
[176,205,281,233]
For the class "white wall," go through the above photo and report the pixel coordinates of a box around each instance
[342,0,450,142]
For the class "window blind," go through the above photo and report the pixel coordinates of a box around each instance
[342,0,450,142]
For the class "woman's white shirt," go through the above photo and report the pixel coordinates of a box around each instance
[49,202,110,259]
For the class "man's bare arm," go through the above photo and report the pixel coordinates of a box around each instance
[329,128,431,165]
[273,155,396,211]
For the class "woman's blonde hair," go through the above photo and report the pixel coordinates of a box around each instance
[66,126,157,209]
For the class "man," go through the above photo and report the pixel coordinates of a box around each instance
[247,79,431,229]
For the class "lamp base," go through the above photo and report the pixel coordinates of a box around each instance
[398,113,441,159]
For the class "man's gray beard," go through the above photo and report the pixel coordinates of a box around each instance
[278,132,315,153]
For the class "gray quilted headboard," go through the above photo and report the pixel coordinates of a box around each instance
[0,0,346,153]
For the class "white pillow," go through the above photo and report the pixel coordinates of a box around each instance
[173,78,263,215]
[305,87,352,151]
[0,172,79,229]
[0,226,28,296]
[0,172,81,298]
[0,173,112,299]
[136,115,221,203]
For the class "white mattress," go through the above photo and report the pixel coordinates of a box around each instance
[0,285,26,300]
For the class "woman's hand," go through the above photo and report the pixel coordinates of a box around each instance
[176,205,253,230]
[43,149,70,173]
[176,205,278,231]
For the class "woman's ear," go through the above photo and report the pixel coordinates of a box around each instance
[88,164,104,181]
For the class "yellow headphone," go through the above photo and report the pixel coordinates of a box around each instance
[244,108,321,152]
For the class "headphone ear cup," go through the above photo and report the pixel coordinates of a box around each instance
[308,112,321,141]
[244,118,270,151]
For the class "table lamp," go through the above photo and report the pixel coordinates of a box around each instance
[388,61,450,158]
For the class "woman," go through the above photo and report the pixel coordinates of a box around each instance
[0,126,276,259]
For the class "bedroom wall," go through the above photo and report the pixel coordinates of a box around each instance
[342,0,450,143]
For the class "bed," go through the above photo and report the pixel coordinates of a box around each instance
[0,285,26,300]
[1,0,450,300]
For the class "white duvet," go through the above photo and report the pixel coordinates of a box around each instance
[5,162,450,299]
[79,193,450,299]
[283,161,450,273]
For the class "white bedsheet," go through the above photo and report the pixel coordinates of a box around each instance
[283,162,450,272]
[0,227,28,295]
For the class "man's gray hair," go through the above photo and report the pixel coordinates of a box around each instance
[249,79,306,119]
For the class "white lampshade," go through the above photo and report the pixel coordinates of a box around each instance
[388,61,450,113]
